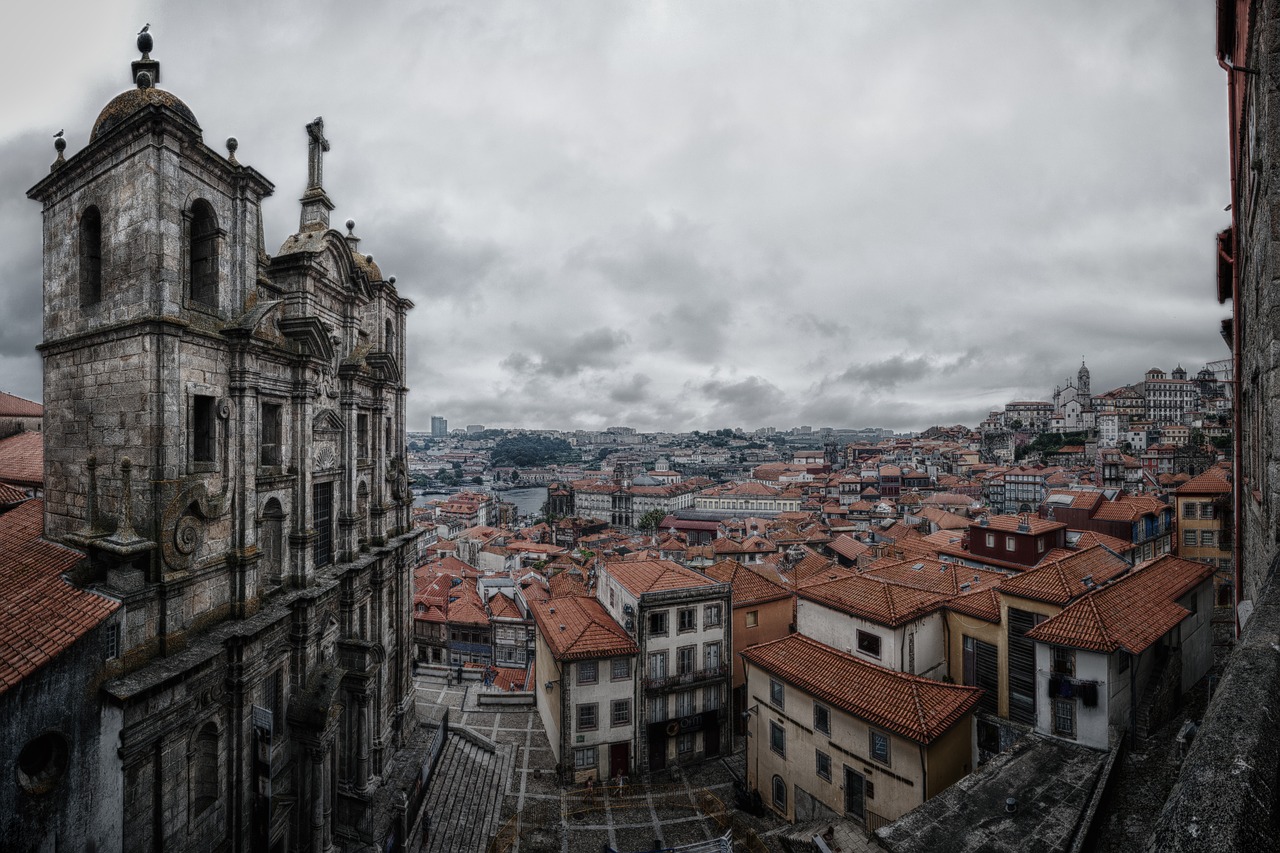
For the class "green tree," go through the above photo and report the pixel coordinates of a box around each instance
[637,509,667,532]
[471,476,483,485]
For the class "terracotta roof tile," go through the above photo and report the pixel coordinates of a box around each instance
[530,597,638,662]
[0,432,43,488]
[606,559,717,597]
[0,500,117,696]
[972,514,1066,536]
[701,559,792,608]
[742,634,982,743]
[0,393,42,418]
[1026,555,1214,654]
[796,573,949,627]
[1174,468,1231,495]
[864,558,1005,596]
[999,546,1131,606]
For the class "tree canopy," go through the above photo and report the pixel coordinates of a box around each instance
[490,434,577,467]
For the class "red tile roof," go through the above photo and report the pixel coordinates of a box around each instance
[1174,468,1231,496]
[0,432,43,488]
[548,571,591,599]
[797,573,949,627]
[701,559,792,608]
[1091,495,1168,522]
[999,546,1131,606]
[944,588,1002,623]
[606,559,717,597]
[0,483,29,504]
[0,392,42,418]
[530,597,638,662]
[742,634,981,744]
[864,558,1005,596]
[1026,555,1214,654]
[828,534,870,562]
[0,500,117,695]
[972,514,1066,536]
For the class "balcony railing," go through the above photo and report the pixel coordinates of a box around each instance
[643,662,729,692]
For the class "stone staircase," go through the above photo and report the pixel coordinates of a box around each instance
[423,725,513,853]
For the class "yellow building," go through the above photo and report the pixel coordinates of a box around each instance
[1172,467,1233,604]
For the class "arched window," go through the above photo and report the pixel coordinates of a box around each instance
[772,774,787,811]
[80,206,102,305]
[356,481,370,550]
[261,498,285,584]
[189,723,219,817]
[189,200,218,308]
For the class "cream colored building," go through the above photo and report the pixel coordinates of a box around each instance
[742,634,981,831]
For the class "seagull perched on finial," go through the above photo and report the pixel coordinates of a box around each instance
[53,129,64,139]
[138,23,150,35]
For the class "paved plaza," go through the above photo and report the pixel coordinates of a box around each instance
[413,671,839,853]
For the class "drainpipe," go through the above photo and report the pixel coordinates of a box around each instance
[1128,650,1138,748]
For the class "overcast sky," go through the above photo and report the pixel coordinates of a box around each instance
[0,1,1229,433]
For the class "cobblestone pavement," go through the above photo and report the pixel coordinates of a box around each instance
[414,672,793,853]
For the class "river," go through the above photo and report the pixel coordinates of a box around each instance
[414,486,549,520]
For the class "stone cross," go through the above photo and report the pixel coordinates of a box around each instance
[306,117,330,190]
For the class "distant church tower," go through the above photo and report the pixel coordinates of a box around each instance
[1078,359,1091,404]
[26,32,426,851]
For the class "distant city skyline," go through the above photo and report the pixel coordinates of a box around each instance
[0,2,1228,433]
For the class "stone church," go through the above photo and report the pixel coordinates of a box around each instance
[22,31,426,852]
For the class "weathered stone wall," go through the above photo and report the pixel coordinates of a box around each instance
[1238,0,1280,610]
[0,614,123,851]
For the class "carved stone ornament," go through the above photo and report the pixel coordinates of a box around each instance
[386,455,408,502]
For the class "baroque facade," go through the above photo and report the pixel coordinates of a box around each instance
[22,33,425,852]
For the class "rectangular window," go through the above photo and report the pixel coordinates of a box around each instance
[769,678,785,709]
[313,481,333,568]
[1053,699,1076,738]
[357,413,369,459]
[704,603,723,627]
[1036,537,1045,554]
[985,533,995,548]
[677,733,695,754]
[1183,530,1197,547]
[1051,647,1075,676]
[813,703,830,735]
[385,417,393,458]
[260,402,282,466]
[816,749,831,781]
[648,651,668,680]
[677,645,696,675]
[1200,530,1216,546]
[105,622,121,660]
[769,720,786,756]
[675,691,696,717]
[704,641,722,672]
[192,394,216,463]
[869,730,891,765]
[611,657,631,681]
[611,699,631,727]
[856,630,882,659]
[745,610,759,628]
[1006,536,1017,552]
[577,703,598,732]
[577,660,597,685]
[703,685,721,711]
[648,696,668,722]
[649,611,669,637]
[678,607,697,633]
[1200,502,1216,520]
[574,747,597,770]
[1182,502,1196,519]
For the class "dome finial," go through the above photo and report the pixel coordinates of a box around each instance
[51,133,67,171]
[132,26,160,88]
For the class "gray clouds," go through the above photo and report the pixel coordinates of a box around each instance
[0,0,1230,431]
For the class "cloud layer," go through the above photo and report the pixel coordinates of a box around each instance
[1,1,1230,432]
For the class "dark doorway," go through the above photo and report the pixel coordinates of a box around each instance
[610,742,630,778]
[704,720,720,758]
[648,730,667,771]
[844,766,865,821]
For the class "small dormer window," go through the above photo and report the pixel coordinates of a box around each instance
[189,200,218,308]
[80,206,102,305]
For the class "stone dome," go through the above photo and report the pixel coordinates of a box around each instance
[91,87,199,141]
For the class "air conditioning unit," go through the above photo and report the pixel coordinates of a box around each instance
[625,618,635,632]
[623,603,634,616]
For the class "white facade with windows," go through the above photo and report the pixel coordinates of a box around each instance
[795,598,947,679]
